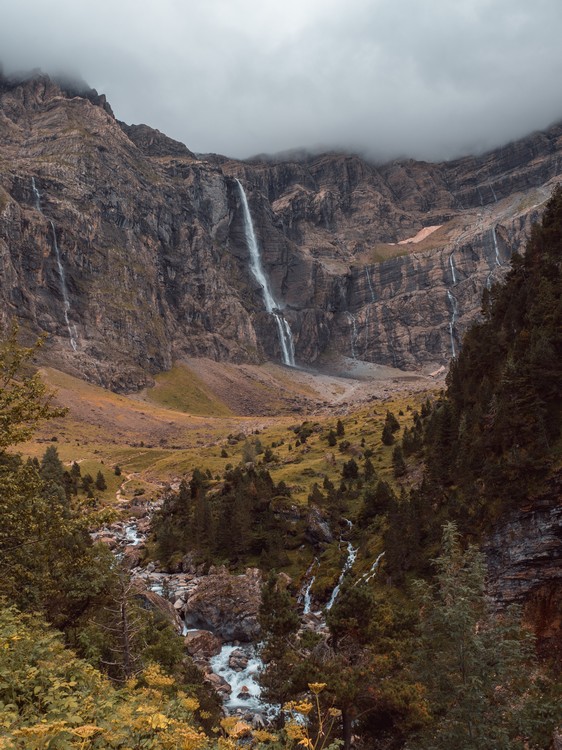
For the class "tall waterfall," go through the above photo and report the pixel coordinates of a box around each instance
[236,180,295,367]
[347,312,358,359]
[365,267,376,302]
[447,290,458,358]
[492,227,501,266]
[449,253,457,285]
[32,178,77,351]
[50,222,78,351]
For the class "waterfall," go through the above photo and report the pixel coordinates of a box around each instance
[326,540,358,611]
[298,559,318,615]
[355,551,385,586]
[302,576,315,615]
[491,185,498,203]
[365,267,376,302]
[347,312,358,359]
[31,178,77,351]
[236,180,295,367]
[449,253,457,285]
[31,177,41,211]
[447,289,458,358]
[492,227,501,266]
[50,221,78,351]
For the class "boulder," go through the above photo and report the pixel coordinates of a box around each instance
[205,672,232,696]
[184,629,223,658]
[132,584,183,633]
[184,568,262,642]
[305,506,333,546]
[121,545,144,569]
[229,648,249,671]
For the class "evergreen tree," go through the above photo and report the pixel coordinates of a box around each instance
[40,445,65,487]
[381,422,395,445]
[95,470,107,491]
[385,410,400,433]
[411,523,554,750]
[392,444,407,477]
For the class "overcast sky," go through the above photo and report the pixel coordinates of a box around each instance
[2,0,562,161]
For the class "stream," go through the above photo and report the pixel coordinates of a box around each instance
[97,510,380,719]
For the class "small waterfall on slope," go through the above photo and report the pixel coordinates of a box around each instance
[31,178,77,351]
[31,177,41,211]
[449,253,457,285]
[447,289,458,358]
[326,540,358,611]
[347,312,358,360]
[236,180,295,367]
[491,185,498,203]
[365,267,376,302]
[492,226,501,266]
[298,559,319,615]
[355,551,385,586]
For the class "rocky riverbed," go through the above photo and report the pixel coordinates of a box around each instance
[92,509,274,722]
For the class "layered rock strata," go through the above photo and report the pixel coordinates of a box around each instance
[1,72,561,387]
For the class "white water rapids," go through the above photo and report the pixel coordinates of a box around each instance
[236,180,295,367]
[209,644,276,716]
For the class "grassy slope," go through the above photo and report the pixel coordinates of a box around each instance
[19,362,436,587]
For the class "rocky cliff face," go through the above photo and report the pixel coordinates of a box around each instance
[485,473,562,661]
[1,72,561,388]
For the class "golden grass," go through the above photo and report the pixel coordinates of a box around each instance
[141,364,233,417]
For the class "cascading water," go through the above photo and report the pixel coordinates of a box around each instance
[298,559,318,615]
[50,222,78,351]
[236,180,295,367]
[491,185,498,203]
[447,289,458,358]
[355,551,385,586]
[31,177,41,211]
[492,226,501,266]
[210,644,276,717]
[449,253,457,285]
[347,312,358,360]
[365,267,376,302]
[31,178,77,351]
[326,540,358,611]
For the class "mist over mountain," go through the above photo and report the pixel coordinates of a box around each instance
[2,0,562,160]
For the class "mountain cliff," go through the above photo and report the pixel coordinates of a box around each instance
[1,71,561,389]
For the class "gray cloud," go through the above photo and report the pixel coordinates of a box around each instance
[2,0,562,160]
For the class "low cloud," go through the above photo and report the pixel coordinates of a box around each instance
[2,0,562,161]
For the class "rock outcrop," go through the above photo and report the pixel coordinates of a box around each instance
[485,473,562,661]
[1,71,562,387]
[182,568,262,642]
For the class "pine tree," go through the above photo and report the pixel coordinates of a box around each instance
[95,470,107,491]
[392,444,406,477]
[411,523,551,750]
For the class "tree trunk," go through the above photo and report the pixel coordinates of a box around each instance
[342,707,353,750]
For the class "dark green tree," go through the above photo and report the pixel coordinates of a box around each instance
[392,444,407,477]
[411,523,555,750]
[95,470,107,491]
